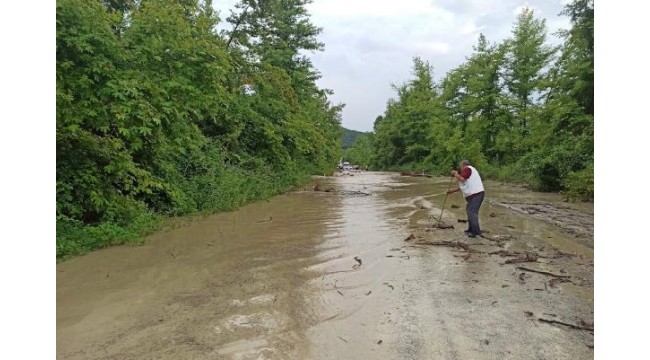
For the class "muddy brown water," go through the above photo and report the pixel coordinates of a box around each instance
[57,172,594,359]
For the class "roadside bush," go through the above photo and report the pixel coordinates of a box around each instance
[563,164,594,201]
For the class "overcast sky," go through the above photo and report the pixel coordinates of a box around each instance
[213,0,572,132]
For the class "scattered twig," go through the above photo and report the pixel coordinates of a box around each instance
[435,222,455,229]
[538,318,594,331]
[516,266,571,278]
[489,250,522,257]
[504,253,538,264]
[386,255,411,259]
[330,280,344,296]
[549,277,572,287]
[337,336,349,343]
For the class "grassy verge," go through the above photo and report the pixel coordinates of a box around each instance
[56,165,313,261]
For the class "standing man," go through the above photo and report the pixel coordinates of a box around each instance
[447,160,485,237]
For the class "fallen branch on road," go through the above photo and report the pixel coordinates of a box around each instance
[538,318,594,331]
[504,252,538,264]
[516,266,571,278]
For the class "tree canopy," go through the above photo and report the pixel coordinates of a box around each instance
[347,1,593,200]
[56,0,343,258]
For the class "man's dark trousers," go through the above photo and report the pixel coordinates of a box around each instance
[466,191,484,235]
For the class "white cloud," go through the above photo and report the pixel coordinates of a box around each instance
[308,0,454,22]
[459,21,483,35]
[411,41,452,55]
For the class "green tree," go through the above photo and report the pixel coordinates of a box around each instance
[366,2,592,200]
[518,0,593,198]
[503,8,556,139]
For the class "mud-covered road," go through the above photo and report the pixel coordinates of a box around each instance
[57,172,594,359]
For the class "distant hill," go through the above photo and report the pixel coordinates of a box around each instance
[342,127,367,149]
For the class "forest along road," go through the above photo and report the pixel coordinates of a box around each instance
[57,172,594,360]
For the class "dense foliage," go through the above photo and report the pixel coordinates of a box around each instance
[348,0,593,201]
[56,0,343,258]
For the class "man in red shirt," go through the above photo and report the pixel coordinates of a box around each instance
[447,160,485,237]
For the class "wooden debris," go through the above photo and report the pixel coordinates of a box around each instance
[353,256,363,268]
[386,254,410,260]
[549,277,572,287]
[489,250,523,257]
[435,222,455,229]
[538,318,594,331]
[516,266,571,278]
[504,252,538,264]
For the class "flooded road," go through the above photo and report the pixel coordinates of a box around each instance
[57,172,594,359]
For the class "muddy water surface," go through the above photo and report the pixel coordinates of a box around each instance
[57,172,594,359]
